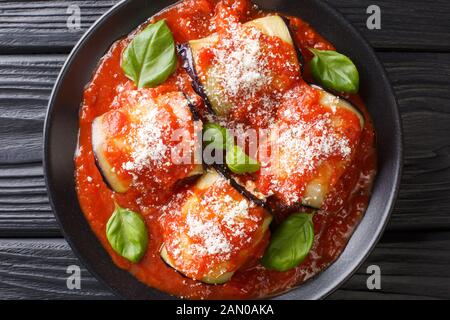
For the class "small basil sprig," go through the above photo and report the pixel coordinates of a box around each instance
[121,20,177,88]
[106,203,148,263]
[203,123,232,150]
[308,48,359,94]
[262,213,314,272]
[203,123,260,174]
[226,145,260,174]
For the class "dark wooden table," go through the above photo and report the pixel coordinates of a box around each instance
[1,0,449,300]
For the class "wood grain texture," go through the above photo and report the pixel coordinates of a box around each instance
[0,55,65,164]
[0,0,449,301]
[0,0,117,54]
[1,52,449,236]
[1,231,449,299]
[0,163,55,237]
[383,52,450,231]
[326,0,450,51]
[331,231,450,300]
[0,0,450,53]
[0,239,114,299]
[0,56,63,236]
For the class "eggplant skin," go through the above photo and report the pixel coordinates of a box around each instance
[177,44,216,115]
[178,15,302,117]
[93,151,116,191]
[159,168,272,285]
[91,116,131,193]
[182,92,202,121]
[282,16,304,74]
[178,42,268,209]
[311,84,365,129]
[213,164,269,211]
[160,244,234,285]
[91,91,204,193]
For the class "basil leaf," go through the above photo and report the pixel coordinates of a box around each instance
[309,48,359,94]
[262,213,314,272]
[121,20,177,88]
[202,123,260,174]
[106,203,148,263]
[203,123,232,150]
[226,145,260,174]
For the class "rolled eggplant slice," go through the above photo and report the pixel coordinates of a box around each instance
[312,85,365,129]
[160,244,234,284]
[92,116,131,193]
[244,15,294,45]
[179,15,301,118]
[301,87,364,208]
[92,89,203,194]
[254,84,365,209]
[212,164,268,209]
[203,84,364,210]
[159,168,272,284]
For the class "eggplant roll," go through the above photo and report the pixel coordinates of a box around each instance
[179,15,301,118]
[259,84,365,209]
[159,169,272,284]
[199,84,364,210]
[92,89,203,194]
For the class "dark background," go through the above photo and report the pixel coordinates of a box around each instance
[0,0,449,299]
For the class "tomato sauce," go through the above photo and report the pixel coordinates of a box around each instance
[194,20,301,128]
[75,0,377,299]
[160,174,270,282]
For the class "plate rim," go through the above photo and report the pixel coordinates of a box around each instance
[43,0,403,300]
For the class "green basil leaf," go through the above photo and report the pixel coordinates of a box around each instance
[262,213,314,272]
[106,203,148,263]
[203,123,231,150]
[309,48,359,94]
[121,20,177,88]
[202,123,260,174]
[226,145,260,174]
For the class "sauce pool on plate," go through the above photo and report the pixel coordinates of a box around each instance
[75,0,376,299]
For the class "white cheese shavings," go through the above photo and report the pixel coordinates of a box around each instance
[209,24,272,100]
[161,176,263,267]
[122,104,168,172]
[186,213,232,256]
[274,114,352,177]
[184,188,257,258]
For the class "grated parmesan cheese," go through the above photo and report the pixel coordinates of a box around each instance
[208,23,272,101]
[122,101,168,173]
[186,213,232,256]
[273,114,352,177]
[160,174,265,274]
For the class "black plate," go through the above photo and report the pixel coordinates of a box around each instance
[44,0,402,300]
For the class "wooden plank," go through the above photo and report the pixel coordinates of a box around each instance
[330,231,450,300]
[0,55,65,164]
[327,0,450,51]
[383,52,450,231]
[1,231,449,299]
[0,0,450,53]
[0,0,117,54]
[0,55,64,236]
[0,163,56,237]
[0,52,449,236]
[0,239,114,299]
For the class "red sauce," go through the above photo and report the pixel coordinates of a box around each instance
[195,21,301,128]
[160,175,270,282]
[97,87,199,204]
[249,82,364,208]
[75,0,377,299]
